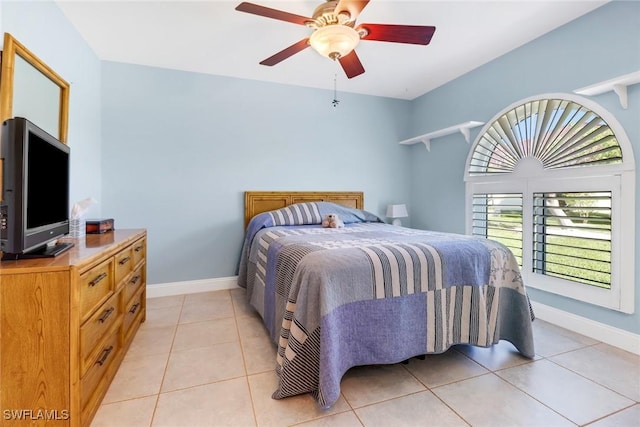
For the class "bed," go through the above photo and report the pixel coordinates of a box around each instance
[237,191,535,408]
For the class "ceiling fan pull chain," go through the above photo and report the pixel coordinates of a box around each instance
[332,73,340,107]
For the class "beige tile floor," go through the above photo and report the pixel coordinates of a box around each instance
[92,289,640,427]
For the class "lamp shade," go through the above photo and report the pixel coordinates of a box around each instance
[386,204,408,218]
[309,25,360,60]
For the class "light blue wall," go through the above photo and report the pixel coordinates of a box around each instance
[407,1,640,334]
[101,62,412,283]
[1,1,103,218]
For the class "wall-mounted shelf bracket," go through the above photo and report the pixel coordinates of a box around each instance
[573,70,640,109]
[399,121,484,151]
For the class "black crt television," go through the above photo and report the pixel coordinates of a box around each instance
[1,117,73,259]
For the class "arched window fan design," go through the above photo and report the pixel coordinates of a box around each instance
[468,98,623,176]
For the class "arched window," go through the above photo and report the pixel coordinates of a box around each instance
[465,94,635,313]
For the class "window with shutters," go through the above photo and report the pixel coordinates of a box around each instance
[532,191,612,288]
[472,193,523,266]
[465,94,635,313]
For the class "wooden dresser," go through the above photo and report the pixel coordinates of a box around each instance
[0,229,147,426]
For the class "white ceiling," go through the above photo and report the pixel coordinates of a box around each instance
[55,0,607,100]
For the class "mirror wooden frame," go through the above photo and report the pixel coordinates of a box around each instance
[0,32,70,143]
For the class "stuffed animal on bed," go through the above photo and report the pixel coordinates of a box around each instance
[322,213,345,228]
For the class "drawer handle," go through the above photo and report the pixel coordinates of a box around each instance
[98,307,115,323]
[129,275,141,285]
[129,303,140,314]
[119,256,131,266]
[95,345,114,366]
[89,272,108,287]
[134,245,144,253]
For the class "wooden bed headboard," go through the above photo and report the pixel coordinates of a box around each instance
[244,191,364,228]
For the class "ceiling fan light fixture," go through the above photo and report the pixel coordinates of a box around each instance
[309,25,360,60]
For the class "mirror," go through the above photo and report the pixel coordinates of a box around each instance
[0,32,70,143]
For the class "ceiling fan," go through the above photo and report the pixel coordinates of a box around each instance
[235,0,436,79]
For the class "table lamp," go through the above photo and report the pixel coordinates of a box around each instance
[386,204,408,226]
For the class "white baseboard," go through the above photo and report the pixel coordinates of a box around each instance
[145,279,639,355]
[147,276,239,298]
[531,301,640,355]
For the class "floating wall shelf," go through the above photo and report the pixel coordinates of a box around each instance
[399,121,485,151]
[573,70,640,109]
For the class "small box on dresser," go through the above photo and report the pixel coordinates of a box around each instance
[0,229,147,427]
[86,219,115,234]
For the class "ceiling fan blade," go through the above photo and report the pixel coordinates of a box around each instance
[334,0,370,21]
[235,2,312,26]
[259,39,310,66]
[357,24,436,45]
[338,50,365,79]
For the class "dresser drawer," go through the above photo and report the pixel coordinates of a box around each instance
[80,292,121,376]
[123,288,144,340]
[123,264,145,304]
[80,259,114,320]
[132,238,146,266]
[115,247,133,285]
[81,329,120,410]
